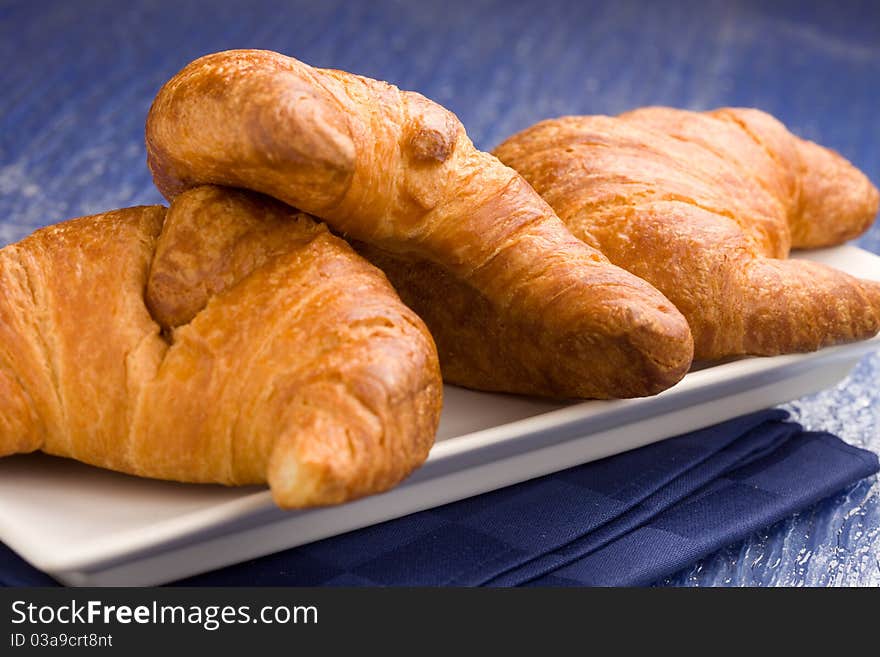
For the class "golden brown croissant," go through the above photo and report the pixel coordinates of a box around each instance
[494,107,880,359]
[145,49,694,399]
[0,185,442,508]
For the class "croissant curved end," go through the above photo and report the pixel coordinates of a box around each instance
[863,278,880,327]
[146,49,357,213]
[624,306,695,394]
[0,187,442,508]
[793,138,880,248]
[268,451,341,509]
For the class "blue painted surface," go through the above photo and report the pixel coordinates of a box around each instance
[1,0,878,586]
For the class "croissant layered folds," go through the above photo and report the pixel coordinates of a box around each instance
[145,49,694,399]
[494,107,880,359]
[0,186,442,507]
[5,49,878,512]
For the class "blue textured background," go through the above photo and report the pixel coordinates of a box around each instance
[1,0,878,586]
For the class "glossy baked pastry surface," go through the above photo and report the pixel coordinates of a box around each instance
[495,107,880,359]
[0,186,442,508]
[146,49,694,399]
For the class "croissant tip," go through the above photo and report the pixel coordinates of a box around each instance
[642,333,695,393]
[865,278,880,327]
[617,306,695,397]
[269,454,341,509]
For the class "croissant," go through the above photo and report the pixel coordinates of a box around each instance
[494,107,880,359]
[0,185,442,508]
[145,49,694,399]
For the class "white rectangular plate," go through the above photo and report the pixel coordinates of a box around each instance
[1,245,878,586]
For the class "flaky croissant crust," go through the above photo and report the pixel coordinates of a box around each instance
[146,49,694,399]
[495,107,880,359]
[0,186,442,508]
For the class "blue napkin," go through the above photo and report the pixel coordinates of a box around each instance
[1,409,877,587]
